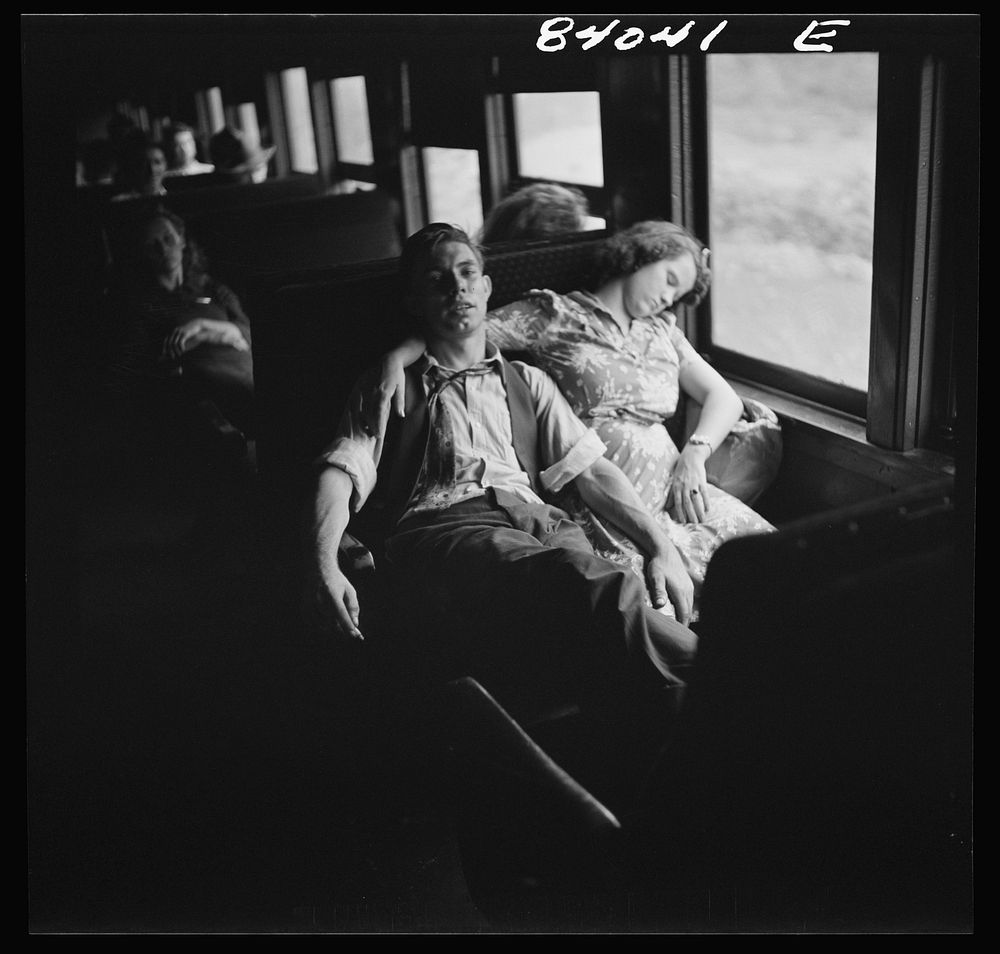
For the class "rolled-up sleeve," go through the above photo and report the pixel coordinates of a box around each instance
[511,361,606,493]
[318,438,378,513]
[315,383,381,512]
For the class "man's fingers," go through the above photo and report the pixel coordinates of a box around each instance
[670,588,692,626]
[332,584,363,640]
[647,568,668,609]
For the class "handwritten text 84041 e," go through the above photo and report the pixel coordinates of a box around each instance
[535,18,852,54]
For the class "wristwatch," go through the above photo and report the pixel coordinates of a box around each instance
[687,433,713,450]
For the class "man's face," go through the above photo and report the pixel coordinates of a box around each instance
[171,130,198,167]
[141,217,185,275]
[408,240,492,343]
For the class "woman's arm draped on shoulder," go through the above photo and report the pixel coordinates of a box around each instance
[362,334,425,439]
[364,291,559,438]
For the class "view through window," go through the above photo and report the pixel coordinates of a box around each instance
[423,147,484,235]
[708,53,878,392]
[514,91,604,187]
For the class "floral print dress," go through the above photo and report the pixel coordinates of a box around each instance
[486,289,775,617]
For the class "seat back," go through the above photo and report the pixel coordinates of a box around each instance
[184,189,404,302]
[644,480,972,925]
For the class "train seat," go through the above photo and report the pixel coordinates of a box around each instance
[428,481,972,931]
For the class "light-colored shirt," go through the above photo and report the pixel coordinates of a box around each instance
[320,342,606,520]
[164,161,216,177]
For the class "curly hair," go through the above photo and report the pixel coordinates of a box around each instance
[591,220,711,308]
[478,182,589,245]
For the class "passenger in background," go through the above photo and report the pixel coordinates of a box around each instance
[78,138,117,187]
[95,206,256,477]
[368,221,779,621]
[478,182,590,246]
[106,110,141,154]
[209,125,276,185]
[110,134,168,201]
[162,121,215,177]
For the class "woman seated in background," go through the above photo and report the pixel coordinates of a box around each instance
[478,181,590,246]
[366,220,779,618]
[95,206,256,481]
[110,133,168,201]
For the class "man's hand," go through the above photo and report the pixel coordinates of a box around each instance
[573,456,697,624]
[305,563,364,641]
[644,544,695,626]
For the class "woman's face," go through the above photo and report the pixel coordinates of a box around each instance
[141,217,185,276]
[140,146,167,193]
[621,251,698,319]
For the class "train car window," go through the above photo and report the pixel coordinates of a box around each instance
[706,53,878,400]
[512,91,604,188]
[279,67,319,174]
[234,102,264,154]
[330,76,375,166]
[423,146,484,235]
[707,53,878,391]
[195,87,225,140]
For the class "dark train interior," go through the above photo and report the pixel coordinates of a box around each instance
[25,14,976,934]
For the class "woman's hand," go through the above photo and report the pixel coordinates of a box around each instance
[667,443,712,523]
[162,319,250,360]
[354,353,406,440]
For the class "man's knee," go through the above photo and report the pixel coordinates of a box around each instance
[643,605,698,667]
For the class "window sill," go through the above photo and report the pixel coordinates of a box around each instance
[729,377,956,488]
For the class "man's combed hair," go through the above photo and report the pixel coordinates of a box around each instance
[592,220,712,308]
[397,222,484,291]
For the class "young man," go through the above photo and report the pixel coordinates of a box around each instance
[162,122,215,177]
[307,223,697,709]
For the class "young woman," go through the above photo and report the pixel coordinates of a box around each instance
[366,221,778,617]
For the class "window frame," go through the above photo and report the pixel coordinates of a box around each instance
[484,55,609,226]
[324,73,379,187]
[679,51,960,453]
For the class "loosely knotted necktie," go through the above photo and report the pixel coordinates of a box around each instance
[415,363,496,504]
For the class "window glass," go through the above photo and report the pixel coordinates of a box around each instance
[280,66,318,174]
[330,76,375,165]
[423,147,483,235]
[196,87,225,135]
[708,53,878,392]
[514,91,604,188]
